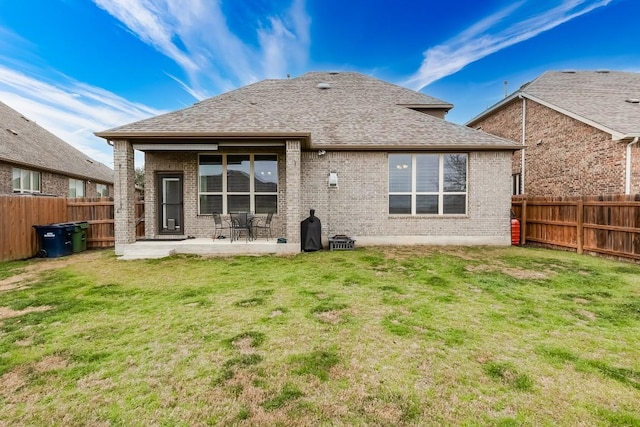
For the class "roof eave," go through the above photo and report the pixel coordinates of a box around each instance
[615,133,640,142]
[309,143,524,152]
[94,131,311,140]
[466,92,522,126]
[398,103,454,111]
[0,157,114,184]
[467,91,632,140]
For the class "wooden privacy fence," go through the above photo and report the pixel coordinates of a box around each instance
[0,195,144,262]
[512,194,640,261]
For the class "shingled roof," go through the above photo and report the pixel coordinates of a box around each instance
[468,70,640,140]
[96,72,520,151]
[0,100,113,183]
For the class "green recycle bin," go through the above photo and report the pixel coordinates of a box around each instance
[58,221,88,253]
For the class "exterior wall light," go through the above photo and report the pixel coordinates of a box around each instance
[328,172,338,188]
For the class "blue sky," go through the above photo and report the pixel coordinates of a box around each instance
[1,0,638,167]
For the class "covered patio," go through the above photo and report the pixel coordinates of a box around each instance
[118,238,300,260]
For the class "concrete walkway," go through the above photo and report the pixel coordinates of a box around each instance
[117,238,299,260]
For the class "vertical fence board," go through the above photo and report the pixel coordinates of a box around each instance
[513,194,640,262]
[1,195,144,262]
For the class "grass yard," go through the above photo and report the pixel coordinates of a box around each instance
[1,246,639,426]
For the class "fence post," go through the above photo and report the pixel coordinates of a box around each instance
[576,199,583,254]
[521,199,527,245]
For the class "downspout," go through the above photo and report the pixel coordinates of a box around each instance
[625,136,639,194]
[520,95,526,194]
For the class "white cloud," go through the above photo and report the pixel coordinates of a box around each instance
[93,0,311,99]
[406,0,614,90]
[0,65,164,167]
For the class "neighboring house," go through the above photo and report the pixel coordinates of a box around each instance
[467,70,640,197]
[95,71,521,252]
[0,100,114,197]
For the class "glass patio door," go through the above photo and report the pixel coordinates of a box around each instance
[158,173,183,234]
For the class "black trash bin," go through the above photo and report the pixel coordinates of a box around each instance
[33,224,74,258]
[301,209,322,252]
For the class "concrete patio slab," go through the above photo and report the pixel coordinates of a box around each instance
[117,238,299,260]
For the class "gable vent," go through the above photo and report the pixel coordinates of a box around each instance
[626,98,640,104]
[317,82,331,90]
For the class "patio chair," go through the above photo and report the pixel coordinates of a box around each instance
[212,212,231,239]
[252,212,274,240]
[230,212,252,243]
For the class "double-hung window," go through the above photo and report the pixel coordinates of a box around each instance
[389,153,467,215]
[12,168,41,193]
[199,154,278,214]
[96,183,109,197]
[69,178,85,198]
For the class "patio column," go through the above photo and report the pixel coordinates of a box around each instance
[285,140,301,243]
[113,139,136,254]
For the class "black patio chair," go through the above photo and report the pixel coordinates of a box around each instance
[212,212,231,239]
[230,212,252,243]
[252,212,274,240]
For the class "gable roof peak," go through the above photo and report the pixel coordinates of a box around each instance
[469,70,640,138]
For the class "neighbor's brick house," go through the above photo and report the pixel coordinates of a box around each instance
[0,100,114,197]
[467,71,640,197]
[96,72,521,254]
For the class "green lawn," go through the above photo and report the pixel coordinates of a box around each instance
[1,246,639,426]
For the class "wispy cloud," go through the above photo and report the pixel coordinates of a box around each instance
[0,65,164,166]
[406,0,614,90]
[92,0,311,99]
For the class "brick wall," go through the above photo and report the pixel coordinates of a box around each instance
[1,161,113,197]
[113,140,136,248]
[145,148,287,239]
[144,149,512,245]
[473,98,636,196]
[0,163,11,193]
[300,150,511,244]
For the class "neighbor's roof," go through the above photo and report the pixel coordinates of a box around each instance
[467,70,640,140]
[96,72,521,151]
[0,101,114,183]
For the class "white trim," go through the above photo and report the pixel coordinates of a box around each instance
[12,168,41,194]
[521,93,625,140]
[388,153,468,215]
[198,153,278,215]
[133,143,218,151]
[467,91,630,141]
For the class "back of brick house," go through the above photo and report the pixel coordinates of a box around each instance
[467,70,640,197]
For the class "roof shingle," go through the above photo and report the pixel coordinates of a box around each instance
[97,71,520,150]
[469,70,640,138]
[0,101,114,183]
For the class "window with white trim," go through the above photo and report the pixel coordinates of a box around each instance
[96,183,109,197]
[198,154,278,214]
[12,168,41,193]
[389,153,467,215]
[69,178,85,198]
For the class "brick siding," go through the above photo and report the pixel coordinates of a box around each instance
[144,148,512,245]
[1,161,113,197]
[473,98,639,196]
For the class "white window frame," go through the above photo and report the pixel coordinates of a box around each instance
[96,183,109,197]
[389,153,468,215]
[69,178,85,198]
[198,153,278,215]
[12,168,41,193]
